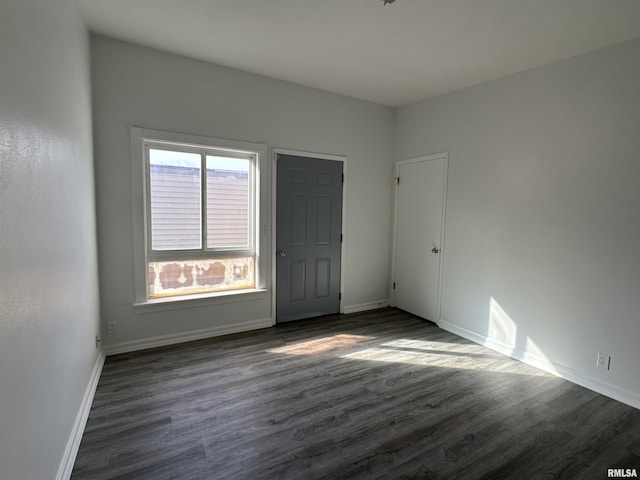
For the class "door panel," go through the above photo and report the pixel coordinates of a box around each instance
[315,258,331,298]
[289,196,307,245]
[276,155,343,322]
[289,260,306,301]
[316,196,333,245]
[393,155,447,322]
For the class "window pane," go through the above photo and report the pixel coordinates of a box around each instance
[206,156,250,248]
[147,257,254,297]
[149,149,202,250]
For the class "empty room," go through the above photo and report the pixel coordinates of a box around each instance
[1,1,640,479]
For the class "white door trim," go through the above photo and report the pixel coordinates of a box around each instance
[271,148,348,322]
[390,152,449,324]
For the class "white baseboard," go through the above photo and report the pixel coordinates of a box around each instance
[438,319,640,410]
[56,350,106,480]
[105,317,274,355]
[343,299,389,315]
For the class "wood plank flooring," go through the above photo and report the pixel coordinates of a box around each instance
[71,308,640,479]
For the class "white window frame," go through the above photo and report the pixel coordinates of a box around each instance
[131,127,269,310]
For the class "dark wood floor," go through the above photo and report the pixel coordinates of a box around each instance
[72,308,640,480]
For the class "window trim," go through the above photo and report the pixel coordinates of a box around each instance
[131,127,268,307]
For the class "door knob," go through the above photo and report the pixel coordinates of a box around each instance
[431,247,440,254]
[277,250,287,258]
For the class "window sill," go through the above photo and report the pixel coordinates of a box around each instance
[133,288,269,314]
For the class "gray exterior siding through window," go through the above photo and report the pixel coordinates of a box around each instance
[149,165,249,250]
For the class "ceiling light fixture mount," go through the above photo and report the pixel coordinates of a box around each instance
[383,0,397,4]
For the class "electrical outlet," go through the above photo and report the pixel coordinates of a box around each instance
[107,322,116,334]
[596,352,611,370]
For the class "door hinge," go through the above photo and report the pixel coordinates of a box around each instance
[342,173,345,184]
[394,177,400,185]
[393,282,396,290]
[340,233,343,243]
[339,292,342,300]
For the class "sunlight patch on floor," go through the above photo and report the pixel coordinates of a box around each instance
[266,334,376,355]
[340,346,551,376]
[381,339,475,351]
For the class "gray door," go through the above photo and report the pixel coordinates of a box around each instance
[276,154,343,322]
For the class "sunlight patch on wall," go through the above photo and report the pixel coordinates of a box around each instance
[487,297,557,375]
[523,336,558,375]
[489,297,518,349]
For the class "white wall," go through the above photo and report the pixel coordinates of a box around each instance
[0,0,101,478]
[396,38,640,407]
[91,36,395,349]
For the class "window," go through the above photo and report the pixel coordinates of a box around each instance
[131,128,266,304]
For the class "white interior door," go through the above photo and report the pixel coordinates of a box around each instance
[392,153,448,322]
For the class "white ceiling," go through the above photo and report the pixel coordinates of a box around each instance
[76,0,640,107]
